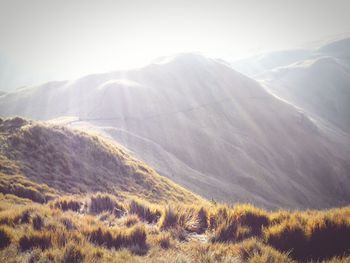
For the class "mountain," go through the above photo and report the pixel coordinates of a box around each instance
[231,49,312,77]
[256,37,350,134]
[0,117,199,204]
[0,54,350,209]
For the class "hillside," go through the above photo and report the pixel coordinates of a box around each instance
[234,37,350,134]
[0,189,349,262]
[0,120,349,262]
[1,54,350,209]
[0,117,199,204]
[261,56,350,133]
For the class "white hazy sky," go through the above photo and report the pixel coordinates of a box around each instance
[1,0,350,89]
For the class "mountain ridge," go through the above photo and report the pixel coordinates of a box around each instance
[0,53,350,209]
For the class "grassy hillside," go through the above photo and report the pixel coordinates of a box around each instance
[0,193,349,262]
[0,117,349,262]
[0,117,200,204]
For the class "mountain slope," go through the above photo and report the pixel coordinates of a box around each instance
[257,37,350,134]
[0,54,350,209]
[0,117,200,204]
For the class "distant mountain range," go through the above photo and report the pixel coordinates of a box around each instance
[1,39,350,209]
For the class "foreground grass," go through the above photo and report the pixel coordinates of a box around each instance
[0,193,349,262]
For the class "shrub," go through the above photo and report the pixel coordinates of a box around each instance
[19,232,52,251]
[159,206,177,230]
[89,194,124,215]
[0,227,12,249]
[128,199,160,223]
[62,244,84,263]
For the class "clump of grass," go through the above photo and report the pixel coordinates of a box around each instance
[210,213,239,243]
[0,226,12,249]
[234,238,294,263]
[177,206,208,233]
[32,214,44,230]
[208,205,229,230]
[123,214,140,227]
[15,209,31,224]
[265,211,350,261]
[128,199,160,223]
[155,232,172,249]
[60,217,76,231]
[234,204,270,236]
[126,224,147,249]
[0,175,55,203]
[265,220,307,260]
[62,244,84,263]
[159,206,178,230]
[307,216,350,261]
[53,197,82,212]
[89,193,124,216]
[89,227,114,248]
[87,224,147,252]
[19,232,52,251]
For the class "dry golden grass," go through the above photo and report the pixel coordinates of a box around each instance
[0,193,348,262]
[0,117,201,205]
[0,118,349,262]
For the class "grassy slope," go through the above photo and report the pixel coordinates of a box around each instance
[0,194,349,262]
[0,117,349,262]
[0,117,200,204]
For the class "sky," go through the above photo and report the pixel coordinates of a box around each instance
[1,0,350,90]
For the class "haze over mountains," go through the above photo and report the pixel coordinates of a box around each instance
[1,38,350,209]
[233,37,350,133]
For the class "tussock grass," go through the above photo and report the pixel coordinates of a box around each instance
[154,232,172,249]
[159,206,178,230]
[264,208,350,261]
[90,193,124,216]
[0,118,201,205]
[0,194,349,262]
[0,226,12,249]
[0,174,56,203]
[123,214,140,227]
[52,197,82,212]
[128,199,160,223]
[19,231,52,251]
[87,224,147,252]
[62,244,84,263]
[32,214,44,230]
